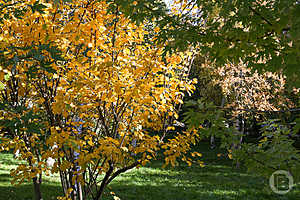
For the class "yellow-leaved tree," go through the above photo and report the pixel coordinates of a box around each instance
[0,0,199,199]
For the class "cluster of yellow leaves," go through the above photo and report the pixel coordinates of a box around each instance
[0,1,199,197]
[162,128,201,167]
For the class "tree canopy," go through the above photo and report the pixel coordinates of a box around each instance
[115,0,300,87]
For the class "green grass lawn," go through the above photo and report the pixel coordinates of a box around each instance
[0,142,299,200]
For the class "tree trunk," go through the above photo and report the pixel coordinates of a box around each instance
[210,135,215,149]
[94,164,114,200]
[59,171,68,195]
[33,177,42,200]
[232,115,244,168]
[76,181,83,200]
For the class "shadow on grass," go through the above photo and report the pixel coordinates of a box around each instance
[106,165,300,200]
[105,183,300,200]
[0,181,298,200]
[0,173,11,182]
[0,183,62,200]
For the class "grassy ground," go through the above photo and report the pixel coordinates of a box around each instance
[0,142,299,200]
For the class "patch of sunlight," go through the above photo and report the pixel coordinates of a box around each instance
[211,189,238,195]
[195,189,240,198]
[44,173,61,183]
[209,165,231,169]
[140,166,182,174]
[220,172,254,177]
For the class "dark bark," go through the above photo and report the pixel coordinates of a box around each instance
[106,162,139,185]
[94,164,114,200]
[33,177,42,200]
[93,161,139,200]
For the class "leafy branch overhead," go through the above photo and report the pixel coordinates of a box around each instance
[115,0,300,87]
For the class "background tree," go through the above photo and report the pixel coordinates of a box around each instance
[184,55,299,171]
